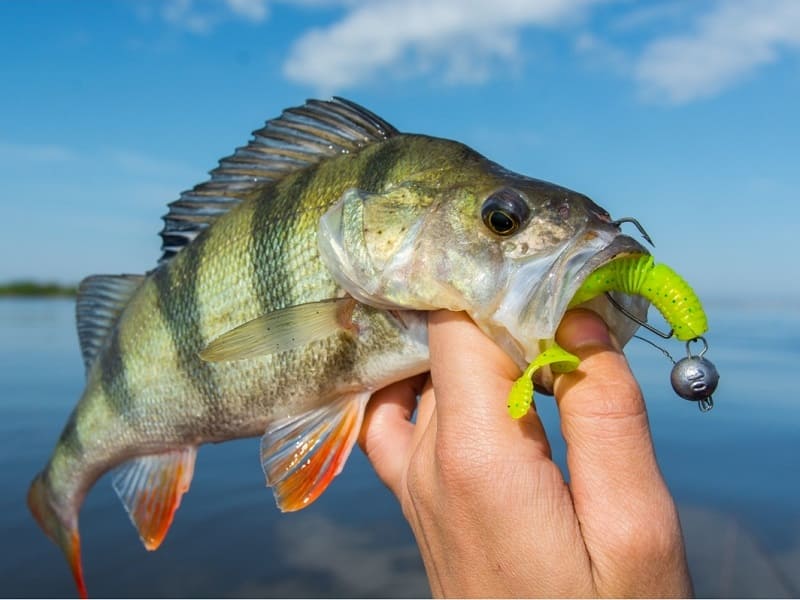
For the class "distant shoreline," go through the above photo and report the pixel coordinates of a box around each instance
[0,281,77,297]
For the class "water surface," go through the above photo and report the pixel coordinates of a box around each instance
[2,298,798,597]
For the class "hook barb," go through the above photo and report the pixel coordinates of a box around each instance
[611,217,655,247]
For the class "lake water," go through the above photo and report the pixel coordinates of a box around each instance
[2,298,799,597]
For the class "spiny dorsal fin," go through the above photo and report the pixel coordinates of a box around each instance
[76,274,144,374]
[158,97,400,263]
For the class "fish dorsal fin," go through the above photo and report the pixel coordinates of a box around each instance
[158,97,399,263]
[76,274,145,374]
[111,447,197,551]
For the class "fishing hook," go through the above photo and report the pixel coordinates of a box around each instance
[610,217,655,247]
[615,298,719,412]
[604,292,673,339]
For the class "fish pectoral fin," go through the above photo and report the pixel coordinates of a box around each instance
[261,392,370,512]
[111,447,197,551]
[199,298,356,362]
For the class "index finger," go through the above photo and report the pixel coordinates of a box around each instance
[427,310,550,457]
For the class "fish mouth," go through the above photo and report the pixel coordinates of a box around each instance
[565,235,650,345]
[530,234,650,394]
[485,232,652,373]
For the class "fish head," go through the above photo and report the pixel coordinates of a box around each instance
[318,136,649,386]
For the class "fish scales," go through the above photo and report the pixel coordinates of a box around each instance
[59,151,426,464]
[29,98,653,597]
[42,136,458,526]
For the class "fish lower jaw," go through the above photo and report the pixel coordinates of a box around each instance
[523,251,653,394]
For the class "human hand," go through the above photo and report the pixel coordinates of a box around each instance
[359,309,692,597]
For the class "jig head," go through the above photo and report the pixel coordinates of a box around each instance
[606,292,719,411]
[670,337,719,412]
[508,253,720,420]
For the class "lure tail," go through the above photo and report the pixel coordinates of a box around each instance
[28,474,87,599]
[507,345,580,418]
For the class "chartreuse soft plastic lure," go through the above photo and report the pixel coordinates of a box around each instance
[507,254,711,419]
[567,254,707,341]
[507,346,581,418]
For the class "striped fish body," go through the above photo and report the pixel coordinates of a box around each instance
[78,137,443,448]
[29,98,648,597]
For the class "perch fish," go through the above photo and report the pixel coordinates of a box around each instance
[29,97,664,597]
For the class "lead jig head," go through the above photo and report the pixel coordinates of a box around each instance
[670,337,719,412]
[604,289,719,412]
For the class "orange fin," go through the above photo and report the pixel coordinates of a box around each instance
[66,529,86,599]
[261,393,369,512]
[28,473,87,598]
[111,447,196,550]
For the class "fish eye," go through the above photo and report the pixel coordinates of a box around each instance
[481,188,529,236]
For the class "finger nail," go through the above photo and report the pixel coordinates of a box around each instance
[556,309,616,353]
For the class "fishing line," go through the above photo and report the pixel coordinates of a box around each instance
[632,334,676,364]
[605,292,719,411]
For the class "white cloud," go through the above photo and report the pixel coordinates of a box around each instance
[610,1,696,33]
[282,0,602,92]
[160,0,269,33]
[162,0,213,33]
[635,0,800,104]
[143,0,800,105]
[225,0,269,21]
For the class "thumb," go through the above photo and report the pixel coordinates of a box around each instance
[552,310,691,596]
[553,310,680,557]
[554,308,656,487]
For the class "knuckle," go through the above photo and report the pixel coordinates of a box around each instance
[562,376,650,442]
[586,378,644,418]
[404,432,497,516]
[604,504,683,562]
[434,434,494,490]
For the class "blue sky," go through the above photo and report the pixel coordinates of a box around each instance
[0,0,798,302]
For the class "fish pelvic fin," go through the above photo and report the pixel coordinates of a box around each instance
[261,392,370,512]
[28,473,87,598]
[111,447,197,551]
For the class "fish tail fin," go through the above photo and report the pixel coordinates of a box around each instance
[28,473,87,599]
